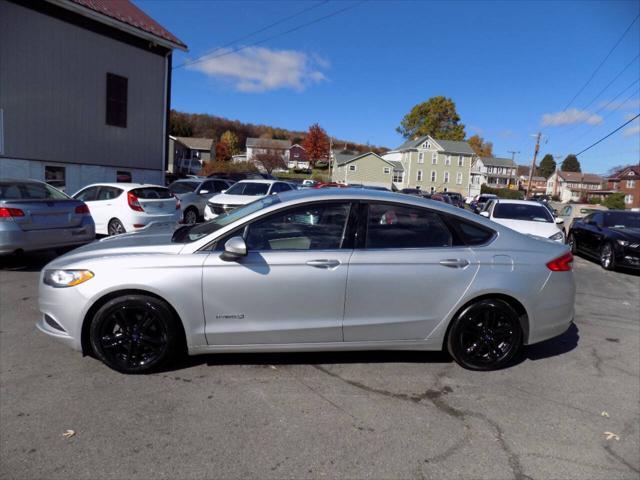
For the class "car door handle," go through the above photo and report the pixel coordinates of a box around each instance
[306,259,340,269]
[439,259,470,269]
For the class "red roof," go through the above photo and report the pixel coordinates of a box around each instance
[608,165,640,179]
[557,171,603,184]
[68,0,186,50]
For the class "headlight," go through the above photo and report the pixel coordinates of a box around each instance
[549,231,564,242]
[617,239,629,247]
[44,269,94,288]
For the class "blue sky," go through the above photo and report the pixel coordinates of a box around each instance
[139,0,640,174]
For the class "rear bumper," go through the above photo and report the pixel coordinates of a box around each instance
[0,220,95,254]
[123,211,181,231]
[526,271,575,345]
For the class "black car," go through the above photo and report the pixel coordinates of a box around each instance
[568,210,640,270]
[471,194,498,213]
[439,191,464,208]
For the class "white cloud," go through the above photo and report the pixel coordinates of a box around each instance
[623,123,640,137]
[541,108,603,126]
[186,46,328,93]
[600,98,640,111]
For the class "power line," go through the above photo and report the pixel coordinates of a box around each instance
[174,0,330,70]
[575,113,640,156]
[579,53,639,112]
[562,13,640,111]
[174,1,366,70]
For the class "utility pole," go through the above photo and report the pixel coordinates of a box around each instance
[508,150,520,162]
[526,133,542,199]
[328,136,333,182]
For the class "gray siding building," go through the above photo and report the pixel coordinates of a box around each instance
[0,0,186,193]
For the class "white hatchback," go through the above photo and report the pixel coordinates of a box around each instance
[73,183,181,235]
[480,199,565,242]
[204,179,294,220]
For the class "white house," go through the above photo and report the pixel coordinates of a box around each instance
[546,170,603,202]
[246,138,291,163]
[469,157,519,197]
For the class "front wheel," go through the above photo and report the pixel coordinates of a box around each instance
[447,299,523,371]
[89,295,181,374]
[600,242,616,271]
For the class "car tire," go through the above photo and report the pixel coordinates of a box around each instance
[567,232,577,253]
[183,207,198,224]
[89,294,181,374]
[107,218,126,236]
[447,298,523,371]
[600,242,616,271]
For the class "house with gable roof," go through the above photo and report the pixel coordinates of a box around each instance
[607,165,640,208]
[331,152,403,189]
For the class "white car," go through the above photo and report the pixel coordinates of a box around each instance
[169,178,234,224]
[204,179,294,220]
[480,199,565,242]
[73,183,181,235]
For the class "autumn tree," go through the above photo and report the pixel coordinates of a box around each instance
[215,140,231,162]
[467,135,493,157]
[561,154,581,172]
[397,96,465,140]
[538,154,557,178]
[220,130,240,156]
[303,124,330,166]
[255,153,286,174]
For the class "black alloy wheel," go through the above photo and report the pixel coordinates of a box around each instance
[600,242,615,271]
[567,232,577,254]
[108,218,126,236]
[90,295,180,374]
[447,299,523,371]
[183,207,198,224]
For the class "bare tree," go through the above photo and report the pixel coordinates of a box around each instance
[255,153,285,174]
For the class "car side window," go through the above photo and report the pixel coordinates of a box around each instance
[561,206,571,216]
[97,187,122,201]
[365,203,453,249]
[592,212,604,227]
[213,181,228,192]
[199,181,215,193]
[245,202,352,251]
[445,216,495,246]
[74,186,98,202]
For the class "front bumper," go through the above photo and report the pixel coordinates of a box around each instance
[0,220,95,255]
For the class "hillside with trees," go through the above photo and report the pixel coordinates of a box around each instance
[169,110,388,155]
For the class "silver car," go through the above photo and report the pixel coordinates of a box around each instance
[0,179,95,255]
[168,178,233,224]
[37,189,575,374]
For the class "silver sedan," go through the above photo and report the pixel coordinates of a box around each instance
[37,189,575,373]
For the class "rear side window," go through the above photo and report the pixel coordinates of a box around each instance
[74,187,99,202]
[446,217,495,246]
[97,187,123,200]
[365,203,453,249]
[0,182,68,200]
[131,187,172,199]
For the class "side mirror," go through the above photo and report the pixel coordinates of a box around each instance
[199,189,209,195]
[555,218,564,224]
[480,211,490,218]
[221,190,227,194]
[220,236,247,261]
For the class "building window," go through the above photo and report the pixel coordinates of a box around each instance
[456,172,463,185]
[392,170,404,183]
[45,166,66,191]
[458,156,464,167]
[432,152,438,164]
[106,73,128,128]
[349,165,357,172]
[430,186,436,193]
[445,155,451,166]
[627,179,636,188]
[418,152,424,164]
[117,171,132,182]
[625,194,634,204]
[383,167,391,174]
[431,171,437,182]
[417,170,423,181]
[444,171,450,183]
[427,143,431,149]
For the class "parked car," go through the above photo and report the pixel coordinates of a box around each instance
[204,179,294,220]
[439,192,464,208]
[471,194,498,213]
[568,210,640,270]
[300,179,319,188]
[0,179,95,255]
[480,199,565,243]
[37,188,575,374]
[73,183,180,236]
[207,172,275,182]
[430,193,453,205]
[557,203,608,234]
[400,188,425,197]
[313,182,348,189]
[169,178,233,224]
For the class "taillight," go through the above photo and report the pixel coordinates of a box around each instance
[127,191,144,212]
[546,252,573,272]
[74,204,90,215]
[174,195,181,210]
[0,207,25,218]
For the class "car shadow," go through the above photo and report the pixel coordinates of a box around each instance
[519,322,580,363]
[0,249,70,272]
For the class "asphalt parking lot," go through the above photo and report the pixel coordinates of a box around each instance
[1,252,639,480]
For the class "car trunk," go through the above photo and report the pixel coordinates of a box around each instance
[3,200,85,231]
[130,187,176,214]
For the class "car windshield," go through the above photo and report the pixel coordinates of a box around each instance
[493,203,553,222]
[604,212,640,229]
[0,181,70,200]
[130,187,173,199]
[174,195,282,242]
[169,181,199,194]
[225,182,270,196]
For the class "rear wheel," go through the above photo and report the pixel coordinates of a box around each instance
[600,242,615,271]
[107,218,126,236]
[447,299,523,371]
[89,295,181,374]
[183,207,198,224]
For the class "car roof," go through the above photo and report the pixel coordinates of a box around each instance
[78,183,168,191]
[235,179,280,184]
[490,199,546,205]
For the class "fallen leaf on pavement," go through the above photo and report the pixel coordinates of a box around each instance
[603,431,619,441]
[62,430,75,439]
[269,365,277,370]
[601,411,609,418]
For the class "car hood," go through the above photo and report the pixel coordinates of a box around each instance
[208,193,266,205]
[492,218,561,239]
[47,223,183,267]
[608,227,640,241]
